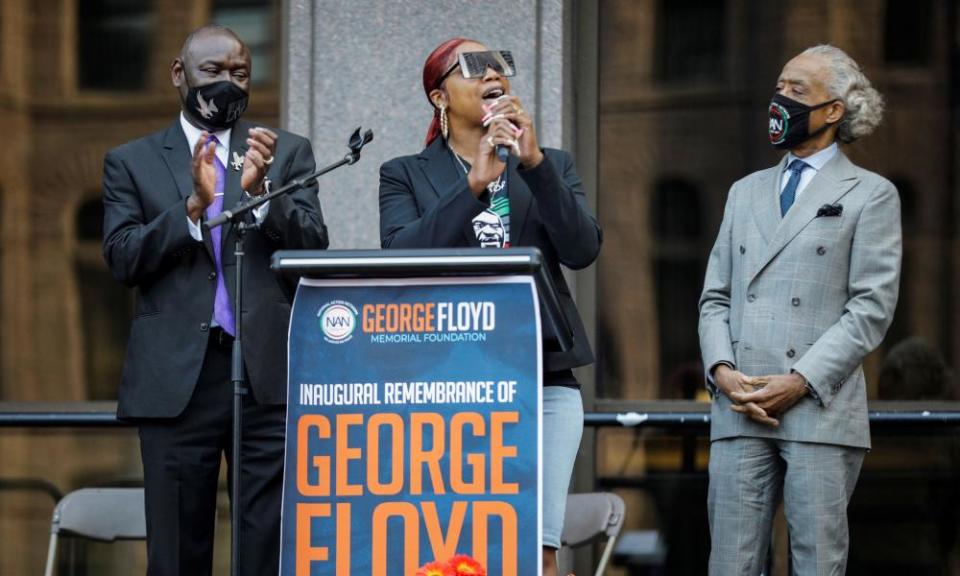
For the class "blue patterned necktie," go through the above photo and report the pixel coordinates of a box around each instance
[204,136,236,336]
[780,159,808,216]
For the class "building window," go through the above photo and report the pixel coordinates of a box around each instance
[894,177,917,237]
[212,0,277,86]
[75,196,104,241]
[651,178,706,399]
[75,196,131,400]
[882,178,914,349]
[878,178,946,401]
[0,186,3,382]
[0,8,4,83]
[654,0,726,83]
[884,0,932,66]
[78,0,156,90]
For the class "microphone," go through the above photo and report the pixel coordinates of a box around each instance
[495,144,510,163]
[484,95,514,163]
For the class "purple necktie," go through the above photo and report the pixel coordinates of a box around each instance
[204,137,236,336]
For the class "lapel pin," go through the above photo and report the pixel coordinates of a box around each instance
[231,151,245,171]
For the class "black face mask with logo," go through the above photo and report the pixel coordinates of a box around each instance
[768,93,838,150]
[181,78,249,132]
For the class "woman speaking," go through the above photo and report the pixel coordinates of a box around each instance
[378,38,602,576]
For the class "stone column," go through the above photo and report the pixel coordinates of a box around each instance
[282,0,571,249]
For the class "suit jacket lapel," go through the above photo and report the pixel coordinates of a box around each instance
[418,138,463,199]
[161,120,195,201]
[751,154,788,244]
[750,151,860,282]
[222,120,249,251]
[506,156,532,244]
[418,139,481,245]
[161,120,215,262]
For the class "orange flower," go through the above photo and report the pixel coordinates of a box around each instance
[448,555,486,576]
[415,561,452,576]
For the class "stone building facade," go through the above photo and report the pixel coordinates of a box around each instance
[1,1,280,572]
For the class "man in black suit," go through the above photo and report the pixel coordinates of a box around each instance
[102,25,328,575]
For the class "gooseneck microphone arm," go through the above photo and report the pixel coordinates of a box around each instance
[203,126,372,576]
[206,127,374,230]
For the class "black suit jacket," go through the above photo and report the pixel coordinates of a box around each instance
[379,139,602,371]
[103,119,328,418]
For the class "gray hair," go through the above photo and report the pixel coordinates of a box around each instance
[801,44,884,143]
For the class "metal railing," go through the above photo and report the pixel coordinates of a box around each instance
[2,401,960,429]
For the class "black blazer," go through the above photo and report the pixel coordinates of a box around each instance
[379,138,602,372]
[103,119,328,418]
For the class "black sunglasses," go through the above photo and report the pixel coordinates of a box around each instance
[436,50,516,87]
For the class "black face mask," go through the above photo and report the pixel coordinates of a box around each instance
[182,78,249,131]
[768,93,838,150]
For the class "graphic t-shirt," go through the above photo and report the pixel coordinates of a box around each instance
[449,149,511,248]
[473,175,510,248]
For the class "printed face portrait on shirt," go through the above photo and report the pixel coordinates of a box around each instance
[472,209,505,247]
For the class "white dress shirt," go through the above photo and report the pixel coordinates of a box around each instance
[780,142,838,200]
[180,113,269,241]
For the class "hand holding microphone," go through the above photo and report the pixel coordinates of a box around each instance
[482,96,520,162]
[481,94,543,168]
[467,94,543,197]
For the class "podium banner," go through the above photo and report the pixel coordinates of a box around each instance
[280,276,542,576]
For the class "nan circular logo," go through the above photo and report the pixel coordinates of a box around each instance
[769,102,790,145]
[317,300,358,344]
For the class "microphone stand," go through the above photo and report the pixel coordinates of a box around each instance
[204,127,374,576]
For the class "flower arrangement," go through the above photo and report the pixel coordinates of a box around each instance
[415,554,486,576]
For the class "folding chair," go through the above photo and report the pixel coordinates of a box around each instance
[43,487,146,576]
[560,492,626,576]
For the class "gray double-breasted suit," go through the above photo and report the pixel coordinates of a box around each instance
[700,150,901,447]
[699,149,901,574]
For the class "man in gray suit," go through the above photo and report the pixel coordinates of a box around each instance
[699,45,901,575]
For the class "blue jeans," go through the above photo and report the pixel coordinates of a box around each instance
[541,386,584,549]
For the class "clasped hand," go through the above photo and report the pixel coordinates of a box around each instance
[713,365,809,427]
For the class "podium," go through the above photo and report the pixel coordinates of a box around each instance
[272,248,570,576]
